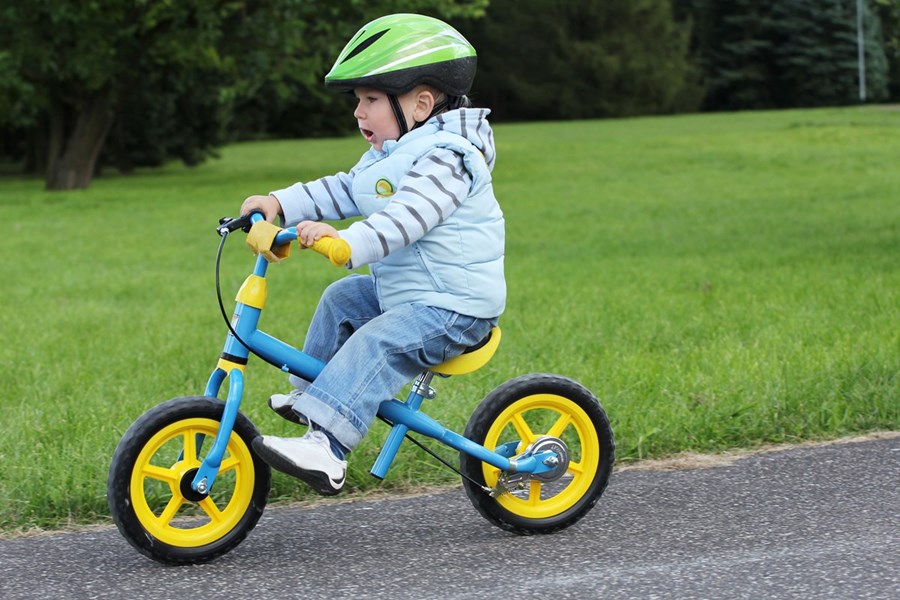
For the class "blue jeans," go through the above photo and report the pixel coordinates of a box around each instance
[288,274,496,450]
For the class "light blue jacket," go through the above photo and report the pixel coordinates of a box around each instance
[274,108,505,319]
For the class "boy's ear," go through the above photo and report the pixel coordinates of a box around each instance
[412,89,436,122]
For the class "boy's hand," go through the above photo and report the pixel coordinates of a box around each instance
[241,195,283,223]
[297,221,340,247]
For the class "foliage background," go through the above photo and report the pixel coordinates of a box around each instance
[1,0,898,188]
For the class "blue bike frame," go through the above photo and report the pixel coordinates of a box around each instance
[191,224,556,495]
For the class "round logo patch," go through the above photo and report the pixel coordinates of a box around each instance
[375,178,395,197]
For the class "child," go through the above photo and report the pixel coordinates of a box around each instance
[241,13,505,495]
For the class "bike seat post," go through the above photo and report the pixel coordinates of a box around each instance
[410,371,437,401]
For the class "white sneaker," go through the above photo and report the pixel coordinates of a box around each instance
[267,393,309,426]
[252,431,347,495]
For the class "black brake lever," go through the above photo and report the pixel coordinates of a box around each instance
[216,210,264,236]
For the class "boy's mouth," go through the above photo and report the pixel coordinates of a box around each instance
[360,128,375,144]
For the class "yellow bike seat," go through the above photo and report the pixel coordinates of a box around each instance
[430,327,502,376]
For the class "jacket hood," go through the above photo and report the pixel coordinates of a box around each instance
[431,108,496,171]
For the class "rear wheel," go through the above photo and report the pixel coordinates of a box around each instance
[107,396,271,564]
[460,374,614,534]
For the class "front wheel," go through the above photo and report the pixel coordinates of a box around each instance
[460,374,614,534]
[107,396,271,564]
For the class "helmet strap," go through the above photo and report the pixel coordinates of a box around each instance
[388,94,409,137]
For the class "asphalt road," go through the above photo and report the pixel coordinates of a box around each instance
[1,434,898,600]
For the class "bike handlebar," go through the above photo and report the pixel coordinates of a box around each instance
[218,211,351,267]
[301,235,352,267]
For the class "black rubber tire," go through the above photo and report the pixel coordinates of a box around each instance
[107,396,271,564]
[460,374,614,535]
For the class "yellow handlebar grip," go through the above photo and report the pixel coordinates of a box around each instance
[308,237,351,267]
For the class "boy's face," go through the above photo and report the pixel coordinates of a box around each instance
[353,87,406,151]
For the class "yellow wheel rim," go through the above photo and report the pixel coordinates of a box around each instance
[129,417,256,547]
[482,394,600,518]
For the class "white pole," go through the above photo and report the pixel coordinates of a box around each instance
[857,0,866,102]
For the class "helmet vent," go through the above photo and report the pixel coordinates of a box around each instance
[342,29,389,64]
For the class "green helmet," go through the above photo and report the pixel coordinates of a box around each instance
[325,13,477,96]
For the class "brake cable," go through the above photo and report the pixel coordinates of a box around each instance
[214,230,263,365]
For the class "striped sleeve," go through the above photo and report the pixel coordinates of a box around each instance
[341,147,472,268]
[271,169,360,227]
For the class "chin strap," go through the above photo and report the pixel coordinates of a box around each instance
[389,94,409,137]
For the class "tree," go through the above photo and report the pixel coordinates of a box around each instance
[677,0,890,110]
[0,0,488,190]
[875,0,900,98]
[679,0,780,110]
[0,1,245,189]
[453,0,701,121]
[770,0,888,106]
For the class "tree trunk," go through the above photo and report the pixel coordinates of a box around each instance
[45,93,116,191]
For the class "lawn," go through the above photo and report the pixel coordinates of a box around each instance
[0,105,897,531]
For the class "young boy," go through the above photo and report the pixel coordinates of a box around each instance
[241,14,505,495]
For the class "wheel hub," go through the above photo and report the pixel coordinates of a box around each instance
[179,467,210,503]
[529,436,570,483]
[491,436,570,496]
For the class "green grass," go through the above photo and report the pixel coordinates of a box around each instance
[1,106,898,531]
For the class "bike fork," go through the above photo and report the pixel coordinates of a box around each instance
[189,365,245,494]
